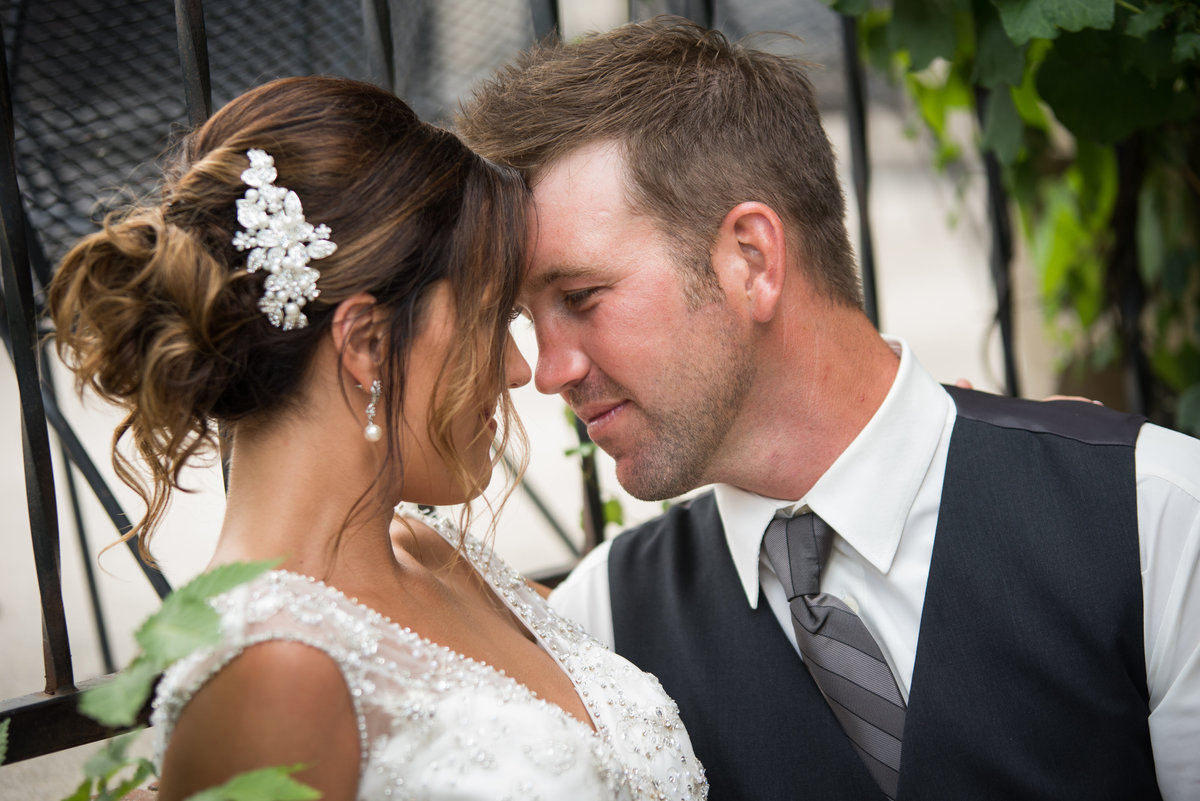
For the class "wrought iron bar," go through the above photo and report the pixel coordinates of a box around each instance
[501,450,580,557]
[1114,135,1150,417]
[0,16,73,694]
[39,381,174,599]
[364,0,396,90]
[0,294,174,602]
[574,416,606,552]
[175,0,212,127]
[840,14,879,329]
[174,0,234,490]
[974,87,1020,397]
[530,0,559,40]
[658,0,714,27]
[61,447,116,674]
[42,353,116,673]
[16,212,117,668]
[0,675,153,765]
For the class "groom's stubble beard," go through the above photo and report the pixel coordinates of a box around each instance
[568,314,756,502]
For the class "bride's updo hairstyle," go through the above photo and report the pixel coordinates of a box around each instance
[48,76,529,556]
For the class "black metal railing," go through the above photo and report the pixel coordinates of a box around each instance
[0,0,1037,766]
[0,0,565,763]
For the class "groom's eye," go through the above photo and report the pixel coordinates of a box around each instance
[563,288,600,310]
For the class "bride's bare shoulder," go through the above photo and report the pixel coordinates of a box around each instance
[157,640,358,800]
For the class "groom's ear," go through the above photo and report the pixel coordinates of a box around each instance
[711,201,786,323]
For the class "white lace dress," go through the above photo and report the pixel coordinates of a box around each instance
[151,513,707,801]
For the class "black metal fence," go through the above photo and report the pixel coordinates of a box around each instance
[0,0,1023,766]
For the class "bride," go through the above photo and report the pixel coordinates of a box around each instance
[48,75,707,801]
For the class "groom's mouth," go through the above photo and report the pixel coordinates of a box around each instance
[578,401,627,440]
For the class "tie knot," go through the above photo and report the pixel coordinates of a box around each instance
[763,512,835,599]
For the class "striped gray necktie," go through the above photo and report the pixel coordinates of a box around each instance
[763,512,906,800]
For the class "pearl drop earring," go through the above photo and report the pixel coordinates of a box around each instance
[363,379,383,442]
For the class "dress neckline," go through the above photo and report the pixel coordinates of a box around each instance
[262,513,601,735]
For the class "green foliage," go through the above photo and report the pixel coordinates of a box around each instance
[0,717,9,766]
[890,0,960,70]
[81,560,278,727]
[562,406,599,460]
[562,404,627,534]
[564,441,598,459]
[64,560,317,801]
[79,658,162,729]
[993,0,1114,44]
[834,0,1200,433]
[60,731,155,801]
[603,498,625,526]
[184,765,321,801]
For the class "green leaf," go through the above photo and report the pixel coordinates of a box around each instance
[1174,32,1200,62]
[78,658,160,728]
[1120,27,1183,83]
[1037,31,1197,143]
[563,442,597,459]
[860,9,899,75]
[60,778,94,801]
[1073,139,1118,229]
[1152,342,1200,391]
[174,560,278,604]
[80,561,277,728]
[1137,178,1167,285]
[1162,248,1195,296]
[135,595,222,666]
[602,498,624,526]
[133,561,277,667]
[1031,181,1098,311]
[96,760,157,801]
[1178,383,1200,436]
[981,85,1024,164]
[993,0,1115,45]
[824,0,871,14]
[1124,2,1171,38]
[973,5,1027,87]
[0,717,8,766]
[905,59,974,160]
[890,0,959,69]
[184,765,321,801]
[83,730,142,781]
[1009,39,1051,129]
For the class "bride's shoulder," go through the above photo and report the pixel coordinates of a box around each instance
[157,639,360,798]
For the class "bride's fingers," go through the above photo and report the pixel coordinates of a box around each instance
[1043,394,1104,405]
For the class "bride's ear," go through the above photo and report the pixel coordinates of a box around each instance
[331,293,384,388]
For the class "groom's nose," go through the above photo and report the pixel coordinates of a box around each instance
[533,325,588,397]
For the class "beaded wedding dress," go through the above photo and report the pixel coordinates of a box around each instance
[151,512,707,800]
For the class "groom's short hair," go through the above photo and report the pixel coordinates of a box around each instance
[456,15,862,309]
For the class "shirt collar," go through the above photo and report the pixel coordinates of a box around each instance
[714,336,950,607]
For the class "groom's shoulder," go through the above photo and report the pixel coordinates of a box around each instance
[945,385,1144,446]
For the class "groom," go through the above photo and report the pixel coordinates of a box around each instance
[458,17,1200,801]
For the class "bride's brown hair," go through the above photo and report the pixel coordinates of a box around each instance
[47,75,529,558]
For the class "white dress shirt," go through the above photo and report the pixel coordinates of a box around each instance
[550,336,1200,800]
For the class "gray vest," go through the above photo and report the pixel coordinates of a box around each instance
[609,388,1159,800]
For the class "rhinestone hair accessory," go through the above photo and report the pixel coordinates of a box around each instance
[231,148,337,330]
